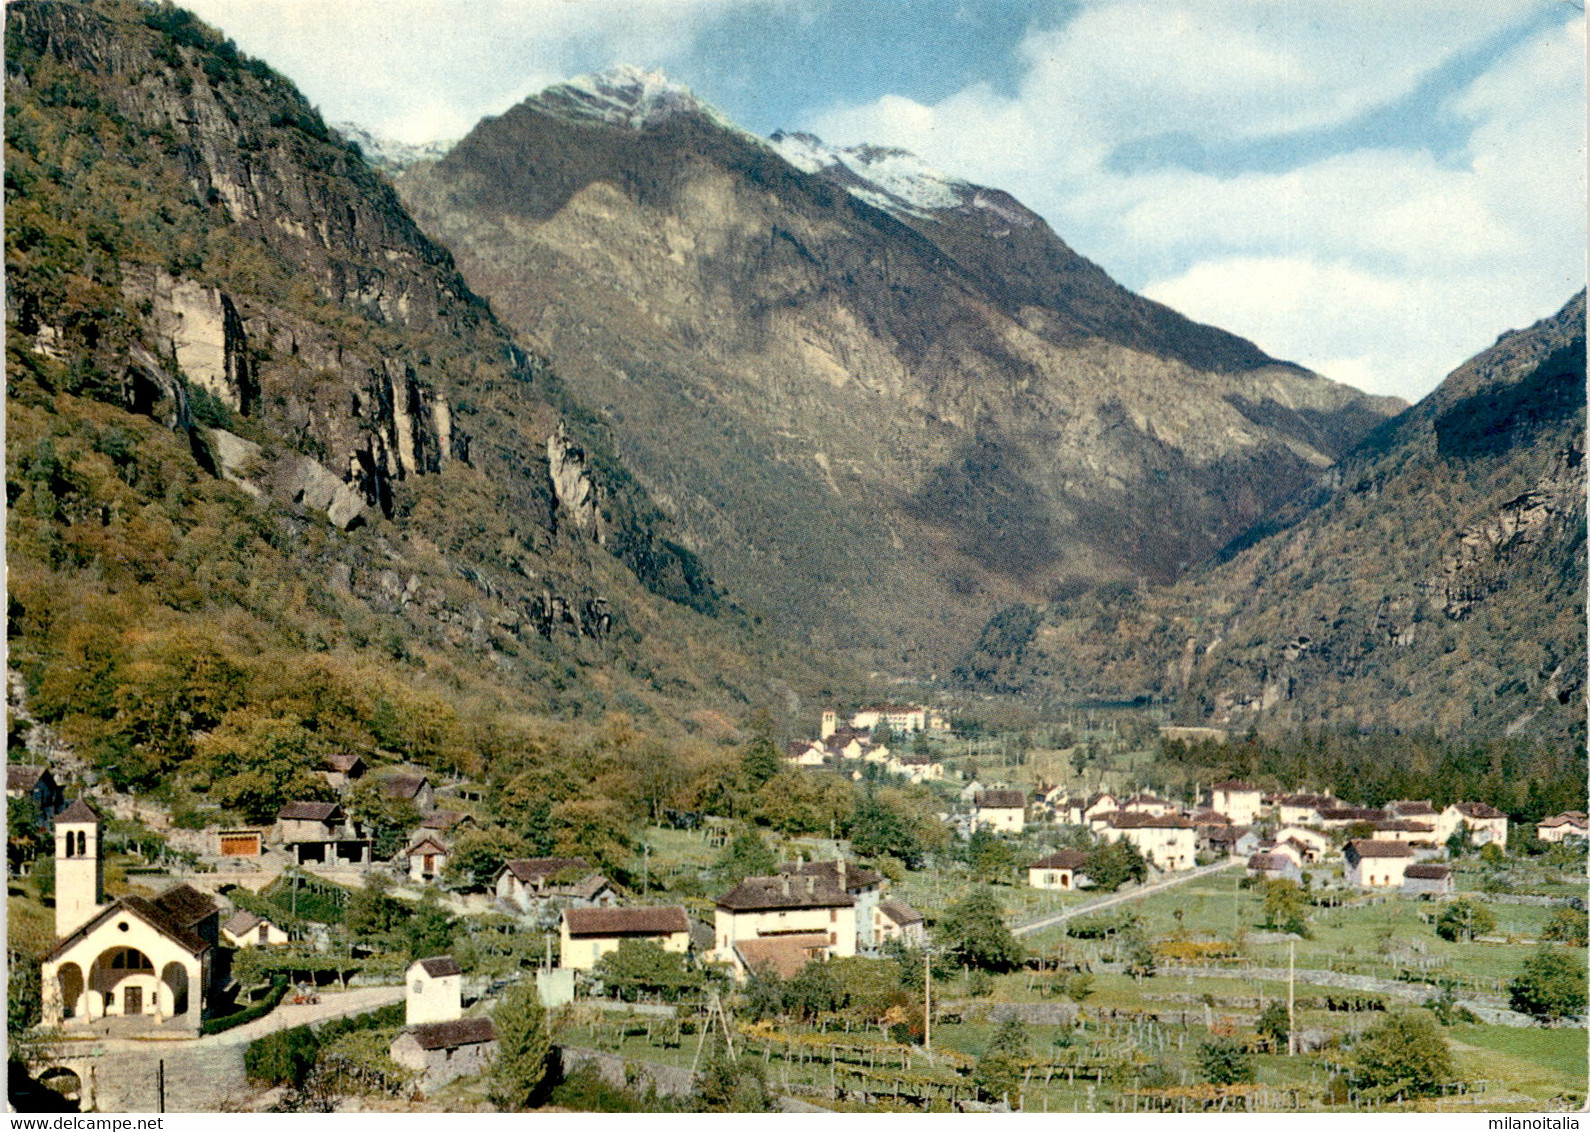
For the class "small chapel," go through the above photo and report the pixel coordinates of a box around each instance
[40,799,223,1032]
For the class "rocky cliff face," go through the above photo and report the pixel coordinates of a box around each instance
[967,292,1586,742]
[398,68,1400,671]
[5,2,785,718]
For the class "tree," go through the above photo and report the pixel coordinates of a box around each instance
[345,779,419,863]
[7,798,46,871]
[966,826,1020,883]
[739,718,782,792]
[973,1016,1029,1105]
[594,939,701,1002]
[849,793,922,867]
[713,829,775,887]
[244,1025,320,1087]
[1509,947,1588,1021]
[1261,878,1311,937]
[937,888,1023,972]
[344,870,403,939]
[443,826,523,891]
[1121,928,1156,982]
[1083,839,1147,893]
[1435,898,1496,943]
[691,1040,773,1112]
[489,981,551,1110]
[1351,1013,1453,1096]
[1257,1000,1290,1052]
[1197,1036,1254,1085]
[404,888,457,959]
[783,959,843,1021]
[870,723,894,751]
[1542,906,1589,947]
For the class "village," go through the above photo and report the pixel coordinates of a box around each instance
[6,703,1587,1113]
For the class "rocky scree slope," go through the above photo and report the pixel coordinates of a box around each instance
[964,292,1586,743]
[5,2,827,726]
[397,66,1402,673]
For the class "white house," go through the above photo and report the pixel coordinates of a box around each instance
[1210,780,1263,825]
[974,790,1028,834]
[713,873,856,980]
[1537,811,1589,843]
[559,906,691,971]
[406,955,463,1025]
[1027,849,1090,891]
[784,741,827,767]
[41,800,220,1031]
[1371,819,1438,845]
[1277,794,1337,826]
[1082,793,1120,823]
[1122,793,1175,817]
[1247,852,1301,882]
[1343,840,1414,888]
[1101,814,1197,871]
[221,910,286,948]
[1438,802,1509,848]
[875,900,925,946]
[1274,826,1330,863]
[404,835,450,883]
[780,861,883,950]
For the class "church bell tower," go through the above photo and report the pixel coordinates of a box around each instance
[54,797,104,938]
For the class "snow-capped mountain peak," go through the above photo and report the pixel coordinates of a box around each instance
[529,64,741,133]
[768,130,972,217]
[332,123,455,173]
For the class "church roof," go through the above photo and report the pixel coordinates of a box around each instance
[56,798,101,824]
[46,888,214,962]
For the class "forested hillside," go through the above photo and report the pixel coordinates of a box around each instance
[4,0,848,845]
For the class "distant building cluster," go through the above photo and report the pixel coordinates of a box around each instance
[781,703,951,783]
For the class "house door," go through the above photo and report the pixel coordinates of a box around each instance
[423,855,435,876]
[124,986,143,1015]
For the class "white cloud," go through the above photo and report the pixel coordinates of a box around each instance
[182,0,745,142]
[808,3,1584,402]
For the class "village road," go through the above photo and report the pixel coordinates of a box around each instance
[1012,856,1245,937]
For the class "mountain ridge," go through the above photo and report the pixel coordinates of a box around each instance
[398,65,1402,672]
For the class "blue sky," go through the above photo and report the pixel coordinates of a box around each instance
[183,0,1585,402]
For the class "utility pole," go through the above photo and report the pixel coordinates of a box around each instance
[923,946,932,1057]
[1287,940,1296,1056]
[157,1059,165,1114]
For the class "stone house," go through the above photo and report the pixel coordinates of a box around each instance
[6,765,64,818]
[321,753,366,791]
[383,773,435,815]
[404,835,450,883]
[973,790,1028,834]
[713,873,856,980]
[390,1018,496,1093]
[559,906,691,971]
[1343,839,1414,887]
[1401,863,1455,896]
[274,801,371,866]
[495,857,617,915]
[1027,849,1090,891]
[1247,852,1301,882]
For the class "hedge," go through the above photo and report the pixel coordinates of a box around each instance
[201,976,289,1035]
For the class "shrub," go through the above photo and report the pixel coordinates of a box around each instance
[1351,1013,1452,1096]
[201,977,288,1035]
[1198,1036,1254,1085]
[1509,947,1588,1022]
[244,1024,319,1087]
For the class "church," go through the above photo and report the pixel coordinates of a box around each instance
[40,799,224,1032]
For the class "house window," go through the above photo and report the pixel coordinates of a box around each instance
[830,909,837,923]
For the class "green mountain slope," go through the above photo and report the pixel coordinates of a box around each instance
[5,0,842,810]
[963,292,1586,743]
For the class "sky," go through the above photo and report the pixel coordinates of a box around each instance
[181,0,1586,403]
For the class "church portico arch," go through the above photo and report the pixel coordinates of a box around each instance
[55,962,84,1021]
[89,947,157,1017]
[160,961,191,1018]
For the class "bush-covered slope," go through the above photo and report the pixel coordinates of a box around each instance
[5,0,844,817]
[963,292,1586,744]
